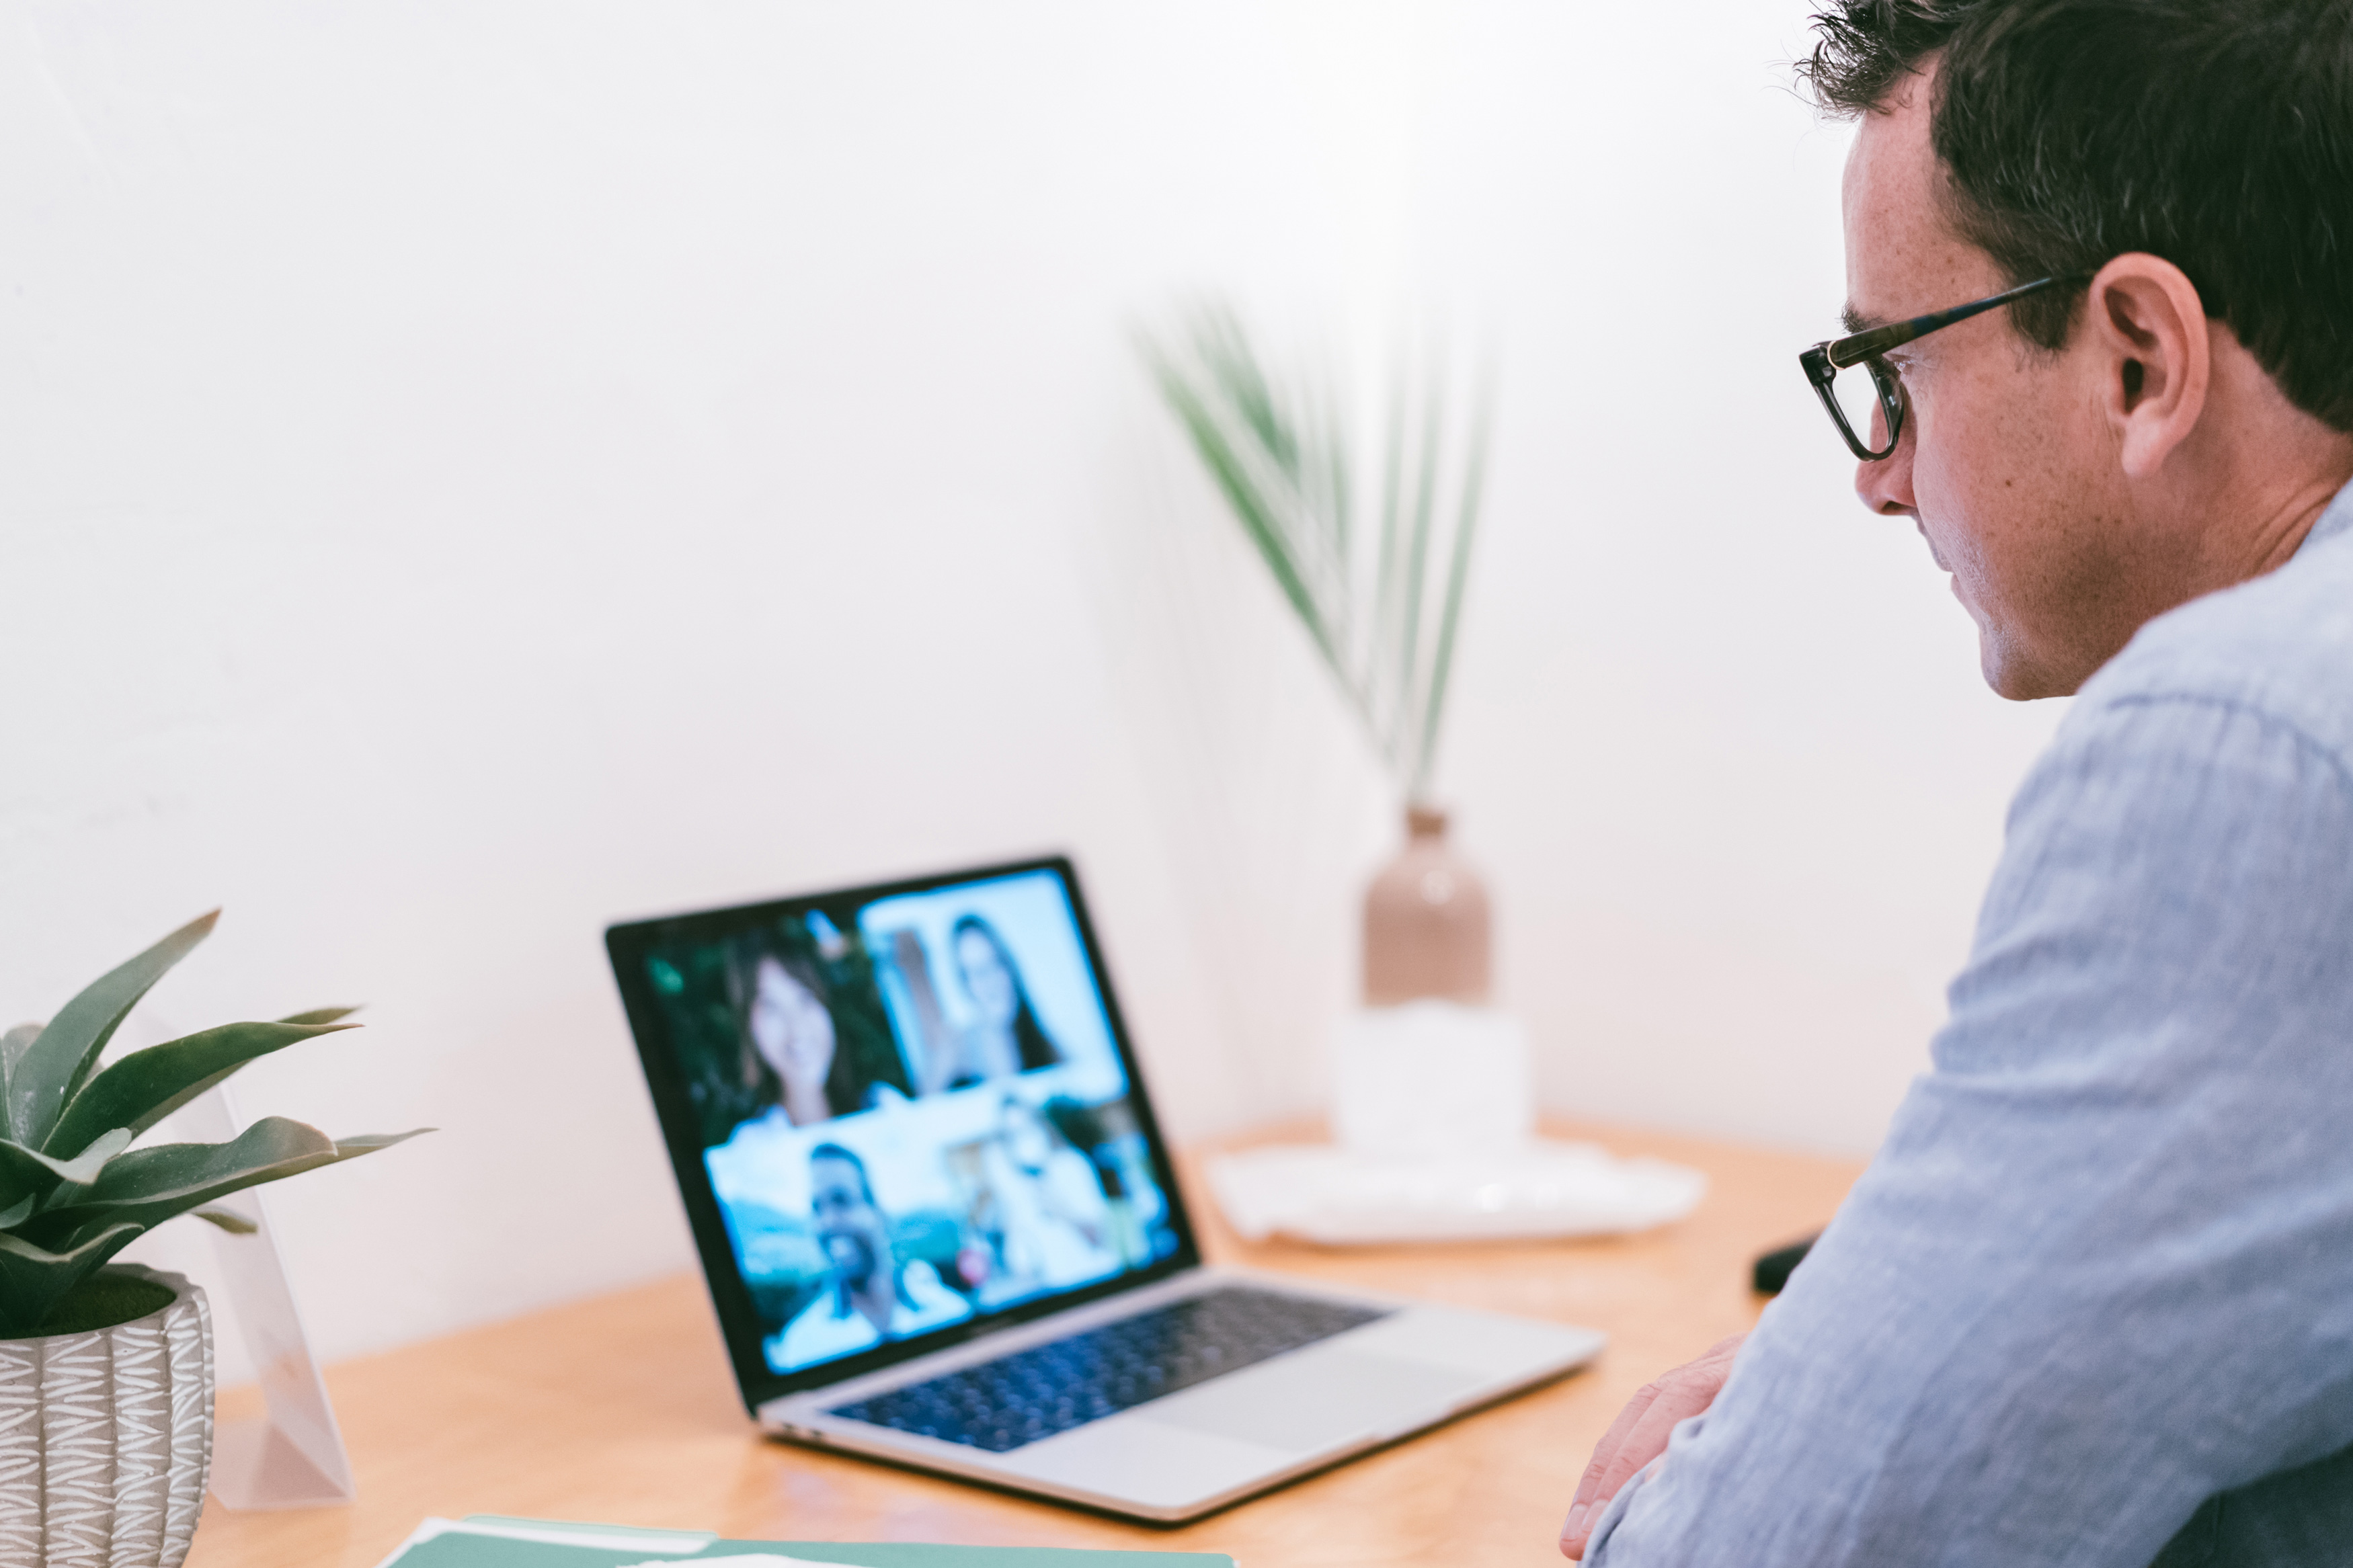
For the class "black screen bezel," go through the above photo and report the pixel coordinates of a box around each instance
[604,853,1203,1411]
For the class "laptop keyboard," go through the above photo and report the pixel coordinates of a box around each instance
[826,1286,1392,1454]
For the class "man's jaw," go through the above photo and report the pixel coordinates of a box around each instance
[1909,513,2070,696]
[1915,522,1976,619]
[1915,521,1950,573]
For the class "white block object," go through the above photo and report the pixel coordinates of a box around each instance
[1205,1002,1708,1245]
[1332,1001,1533,1157]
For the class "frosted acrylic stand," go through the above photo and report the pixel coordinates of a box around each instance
[177,1085,358,1510]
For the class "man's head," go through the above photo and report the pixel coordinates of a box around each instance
[809,1143,893,1295]
[1804,0,2353,698]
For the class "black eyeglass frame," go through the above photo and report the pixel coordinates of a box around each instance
[1800,274,2079,462]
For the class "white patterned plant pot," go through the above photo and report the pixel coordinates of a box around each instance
[0,1265,214,1568]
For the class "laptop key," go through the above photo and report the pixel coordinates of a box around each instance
[827,1286,1392,1454]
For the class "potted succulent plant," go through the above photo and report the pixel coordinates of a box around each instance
[0,911,424,1568]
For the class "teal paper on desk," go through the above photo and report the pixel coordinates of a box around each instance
[376,1518,1234,1568]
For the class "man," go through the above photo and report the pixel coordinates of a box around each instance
[770,1142,969,1370]
[1561,1,2353,1563]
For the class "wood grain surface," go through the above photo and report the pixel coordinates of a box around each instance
[185,1121,1862,1568]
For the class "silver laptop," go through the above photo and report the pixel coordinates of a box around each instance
[606,856,1603,1522]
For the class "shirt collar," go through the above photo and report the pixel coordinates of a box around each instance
[2297,474,2353,556]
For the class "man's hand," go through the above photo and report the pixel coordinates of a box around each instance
[1560,1333,1747,1560]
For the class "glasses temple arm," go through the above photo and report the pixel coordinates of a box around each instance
[1822,274,2076,370]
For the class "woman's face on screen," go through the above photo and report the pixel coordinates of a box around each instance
[748,958,836,1087]
[957,929,1018,1027]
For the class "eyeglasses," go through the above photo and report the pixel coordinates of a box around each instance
[1800,274,2077,462]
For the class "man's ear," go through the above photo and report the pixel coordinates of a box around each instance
[2087,253,2210,479]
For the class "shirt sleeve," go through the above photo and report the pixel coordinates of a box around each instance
[1587,693,2353,1568]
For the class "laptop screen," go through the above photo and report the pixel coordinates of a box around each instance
[608,858,1199,1401]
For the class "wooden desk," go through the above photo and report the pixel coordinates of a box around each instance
[186,1123,1862,1568]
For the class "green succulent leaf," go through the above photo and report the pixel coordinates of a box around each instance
[0,1223,147,1337]
[42,1020,355,1158]
[0,1024,38,1107]
[0,1026,35,1172]
[28,1116,428,1247]
[323,1132,430,1156]
[277,1007,358,1027]
[1,917,432,1331]
[6,911,218,1148]
[0,1127,134,1212]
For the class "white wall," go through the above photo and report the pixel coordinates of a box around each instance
[0,1,2064,1374]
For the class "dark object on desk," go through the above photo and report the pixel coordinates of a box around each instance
[1752,1233,1821,1295]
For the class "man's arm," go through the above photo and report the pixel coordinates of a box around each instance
[1582,693,2353,1567]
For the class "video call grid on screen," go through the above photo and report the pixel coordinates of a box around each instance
[609,857,1199,1401]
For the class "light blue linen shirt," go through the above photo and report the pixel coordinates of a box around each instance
[1588,479,2353,1568]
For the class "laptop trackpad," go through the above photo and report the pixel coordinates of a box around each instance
[1136,1346,1475,1454]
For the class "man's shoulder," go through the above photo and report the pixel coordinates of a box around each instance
[2077,520,2353,764]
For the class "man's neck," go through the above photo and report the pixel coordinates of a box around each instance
[846,1272,896,1333]
[2204,468,2353,583]
[2043,457,2353,698]
[2167,353,2353,589]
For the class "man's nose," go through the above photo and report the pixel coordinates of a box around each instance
[1854,421,1917,518]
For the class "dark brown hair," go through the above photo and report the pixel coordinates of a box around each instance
[1800,0,2353,431]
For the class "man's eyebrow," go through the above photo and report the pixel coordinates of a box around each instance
[1841,304,1882,335]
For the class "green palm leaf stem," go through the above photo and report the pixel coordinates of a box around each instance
[1140,300,1492,805]
[0,911,429,1336]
